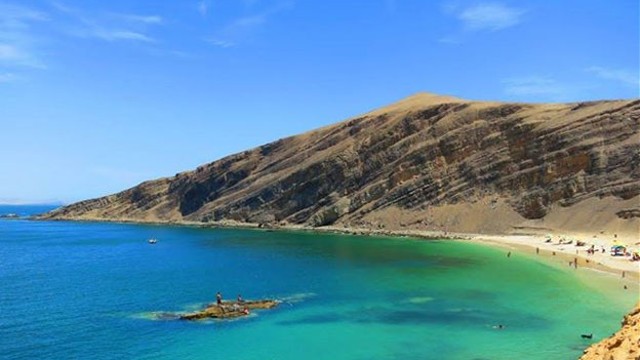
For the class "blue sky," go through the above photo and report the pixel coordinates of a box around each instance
[1,0,638,204]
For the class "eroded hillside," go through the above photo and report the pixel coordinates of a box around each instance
[43,93,640,235]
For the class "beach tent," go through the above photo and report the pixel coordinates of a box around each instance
[610,245,626,256]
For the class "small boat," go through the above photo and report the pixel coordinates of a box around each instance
[148,238,158,244]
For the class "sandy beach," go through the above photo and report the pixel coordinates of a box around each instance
[470,233,640,279]
[299,225,640,280]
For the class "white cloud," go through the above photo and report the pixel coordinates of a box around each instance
[197,1,209,16]
[114,14,163,25]
[0,72,16,83]
[437,35,461,44]
[586,66,639,87]
[0,44,21,60]
[97,30,155,42]
[0,42,43,67]
[458,3,525,31]
[51,2,162,43]
[502,76,566,98]
[205,1,293,48]
[0,3,48,24]
[442,2,525,36]
[205,38,235,48]
[0,4,48,68]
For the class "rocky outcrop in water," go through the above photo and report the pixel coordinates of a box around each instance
[42,93,640,235]
[580,302,640,360]
[180,300,279,320]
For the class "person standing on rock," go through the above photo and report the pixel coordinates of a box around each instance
[216,292,223,305]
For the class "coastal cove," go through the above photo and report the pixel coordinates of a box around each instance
[2,205,638,359]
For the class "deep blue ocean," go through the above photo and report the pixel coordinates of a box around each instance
[0,205,636,359]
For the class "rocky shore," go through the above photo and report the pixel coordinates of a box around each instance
[180,300,279,320]
[580,302,640,360]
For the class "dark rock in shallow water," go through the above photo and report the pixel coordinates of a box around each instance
[179,300,279,320]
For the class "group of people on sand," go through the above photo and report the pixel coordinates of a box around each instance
[216,292,250,315]
[585,245,606,255]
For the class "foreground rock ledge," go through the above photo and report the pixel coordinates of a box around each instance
[580,302,640,360]
[180,300,279,320]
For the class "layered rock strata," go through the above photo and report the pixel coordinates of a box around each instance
[42,93,640,236]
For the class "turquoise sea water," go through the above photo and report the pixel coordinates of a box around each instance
[1,205,637,360]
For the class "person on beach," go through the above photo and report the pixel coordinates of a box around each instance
[216,292,222,305]
[237,294,244,303]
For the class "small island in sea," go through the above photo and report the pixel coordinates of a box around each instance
[179,298,279,320]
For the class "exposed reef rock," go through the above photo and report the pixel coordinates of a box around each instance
[180,300,279,320]
[42,93,640,236]
[580,302,640,360]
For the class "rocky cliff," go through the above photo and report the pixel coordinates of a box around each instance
[42,93,640,235]
[580,302,640,360]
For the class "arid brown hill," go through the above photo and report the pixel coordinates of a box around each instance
[43,93,640,235]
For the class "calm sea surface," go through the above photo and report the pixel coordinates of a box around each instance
[0,205,636,360]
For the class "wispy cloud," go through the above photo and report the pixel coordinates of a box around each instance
[0,3,48,68]
[197,1,209,17]
[205,0,293,48]
[502,76,568,99]
[205,14,266,47]
[51,2,162,43]
[437,35,461,44]
[0,44,21,60]
[0,3,47,24]
[457,3,525,32]
[205,38,235,48]
[440,2,525,43]
[95,30,154,43]
[586,66,639,87]
[0,72,16,83]
[113,14,163,25]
